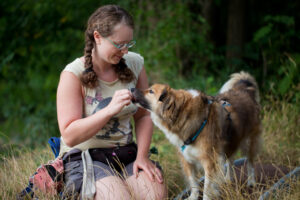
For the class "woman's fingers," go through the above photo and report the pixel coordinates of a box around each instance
[153,167,163,183]
[144,166,155,182]
[114,90,132,102]
[133,158,164,183]
[106,89,133,116]
[133,163,139,178]
[115,89,132,97]
[141,166,162,183]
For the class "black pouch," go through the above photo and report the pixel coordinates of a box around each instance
[65,143,137,172]
[90,143,137,171]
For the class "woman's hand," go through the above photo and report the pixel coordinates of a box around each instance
[106,89,132,116]
[133,156,164,183]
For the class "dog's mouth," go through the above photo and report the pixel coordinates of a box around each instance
[130,88,151,110]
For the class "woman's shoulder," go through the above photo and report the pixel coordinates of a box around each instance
[123,51,144,77]
[123,51,144,61]
[63,57,85,78]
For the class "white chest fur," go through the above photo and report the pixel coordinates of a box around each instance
[151,113,201,165]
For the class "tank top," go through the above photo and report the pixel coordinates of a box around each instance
[59,52,144,156]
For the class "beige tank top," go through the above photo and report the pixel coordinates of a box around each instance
[59,52,143,156]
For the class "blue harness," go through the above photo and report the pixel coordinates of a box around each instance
[181,100,231,152]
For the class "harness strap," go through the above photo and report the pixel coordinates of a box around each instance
[181,100,213,152]
[181,119,207,152]
[221,100,231,107]
[180,99,232,152]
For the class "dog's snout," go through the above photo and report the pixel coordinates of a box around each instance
[130,88,151,110]
[130,88,135,93]
[130,88,137,103]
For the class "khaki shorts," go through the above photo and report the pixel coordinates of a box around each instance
[62,149,161,197]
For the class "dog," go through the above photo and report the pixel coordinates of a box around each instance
[131,71,262,200]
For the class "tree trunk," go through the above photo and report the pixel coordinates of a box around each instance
[226,0,246,65]
[199,0,216,44]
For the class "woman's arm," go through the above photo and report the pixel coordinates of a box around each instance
[133,67,163,183]
[133,67,153,159]
[57,71,131,147]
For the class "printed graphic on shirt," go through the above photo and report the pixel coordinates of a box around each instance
[95,118,127,139]
[85,91,103,105]
[92,97,112,114]
[89,96,131,140]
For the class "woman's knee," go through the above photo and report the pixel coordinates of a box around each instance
[94,176,131,200]
[126,172,167,200]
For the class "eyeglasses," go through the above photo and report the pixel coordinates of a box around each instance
[105,38,136,50]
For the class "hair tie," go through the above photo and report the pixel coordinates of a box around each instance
[85,67,94,73]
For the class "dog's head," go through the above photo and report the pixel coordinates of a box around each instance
[131,84,171,112]
[132,84,192,124]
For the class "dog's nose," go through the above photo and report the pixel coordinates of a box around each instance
[130,88,135,93]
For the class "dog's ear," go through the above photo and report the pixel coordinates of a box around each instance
[201,94,208,104]
[159,87,169,102]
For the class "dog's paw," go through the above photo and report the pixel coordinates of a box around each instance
[186,192,199,200]
[186,196,198,200]
[247,178,256,187]
[225,173,232,183]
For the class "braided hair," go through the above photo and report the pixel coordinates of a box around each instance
[80,5,135,88]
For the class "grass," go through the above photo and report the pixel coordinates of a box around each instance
[1,98,299,200]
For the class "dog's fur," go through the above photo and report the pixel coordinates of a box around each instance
[132,71,262,200]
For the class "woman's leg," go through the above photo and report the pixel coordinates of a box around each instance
[126,171,167,200]
[94,176,131,200]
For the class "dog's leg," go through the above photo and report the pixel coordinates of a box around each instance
[247,159,255,187]
[247,137,258,187]
[187,173,199,200]
[202,159,222,200]
[245,131,261,187]
[179,156,199,200]
[225,157,234,182]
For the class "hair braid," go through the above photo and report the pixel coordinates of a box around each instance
[80,30,99,88]
[113,58,135,83]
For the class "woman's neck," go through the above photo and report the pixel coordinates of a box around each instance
[92,51,111,73]
[91,51,117,82]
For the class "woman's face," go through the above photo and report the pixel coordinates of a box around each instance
[95,24,133,65]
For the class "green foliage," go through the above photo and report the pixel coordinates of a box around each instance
[277,54,299,97]
[251,15,299,91]
[0,1,299,148]
[0,0,103,146]
[253,15,296,58]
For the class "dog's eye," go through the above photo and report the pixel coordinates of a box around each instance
[149,89,154,94]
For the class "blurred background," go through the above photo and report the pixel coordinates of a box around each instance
[0,0,299,150]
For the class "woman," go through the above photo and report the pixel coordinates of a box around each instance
[56,5,167,200]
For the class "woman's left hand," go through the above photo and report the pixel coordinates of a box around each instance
[133,156,163,183]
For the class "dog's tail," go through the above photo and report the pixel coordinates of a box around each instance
[219,71,260,103]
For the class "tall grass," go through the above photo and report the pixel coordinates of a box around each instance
[154,96,300,199]
[1,98,299,199]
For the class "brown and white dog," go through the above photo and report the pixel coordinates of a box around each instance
[131,72,262,200]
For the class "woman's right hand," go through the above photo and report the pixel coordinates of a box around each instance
[106,89,132,116]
